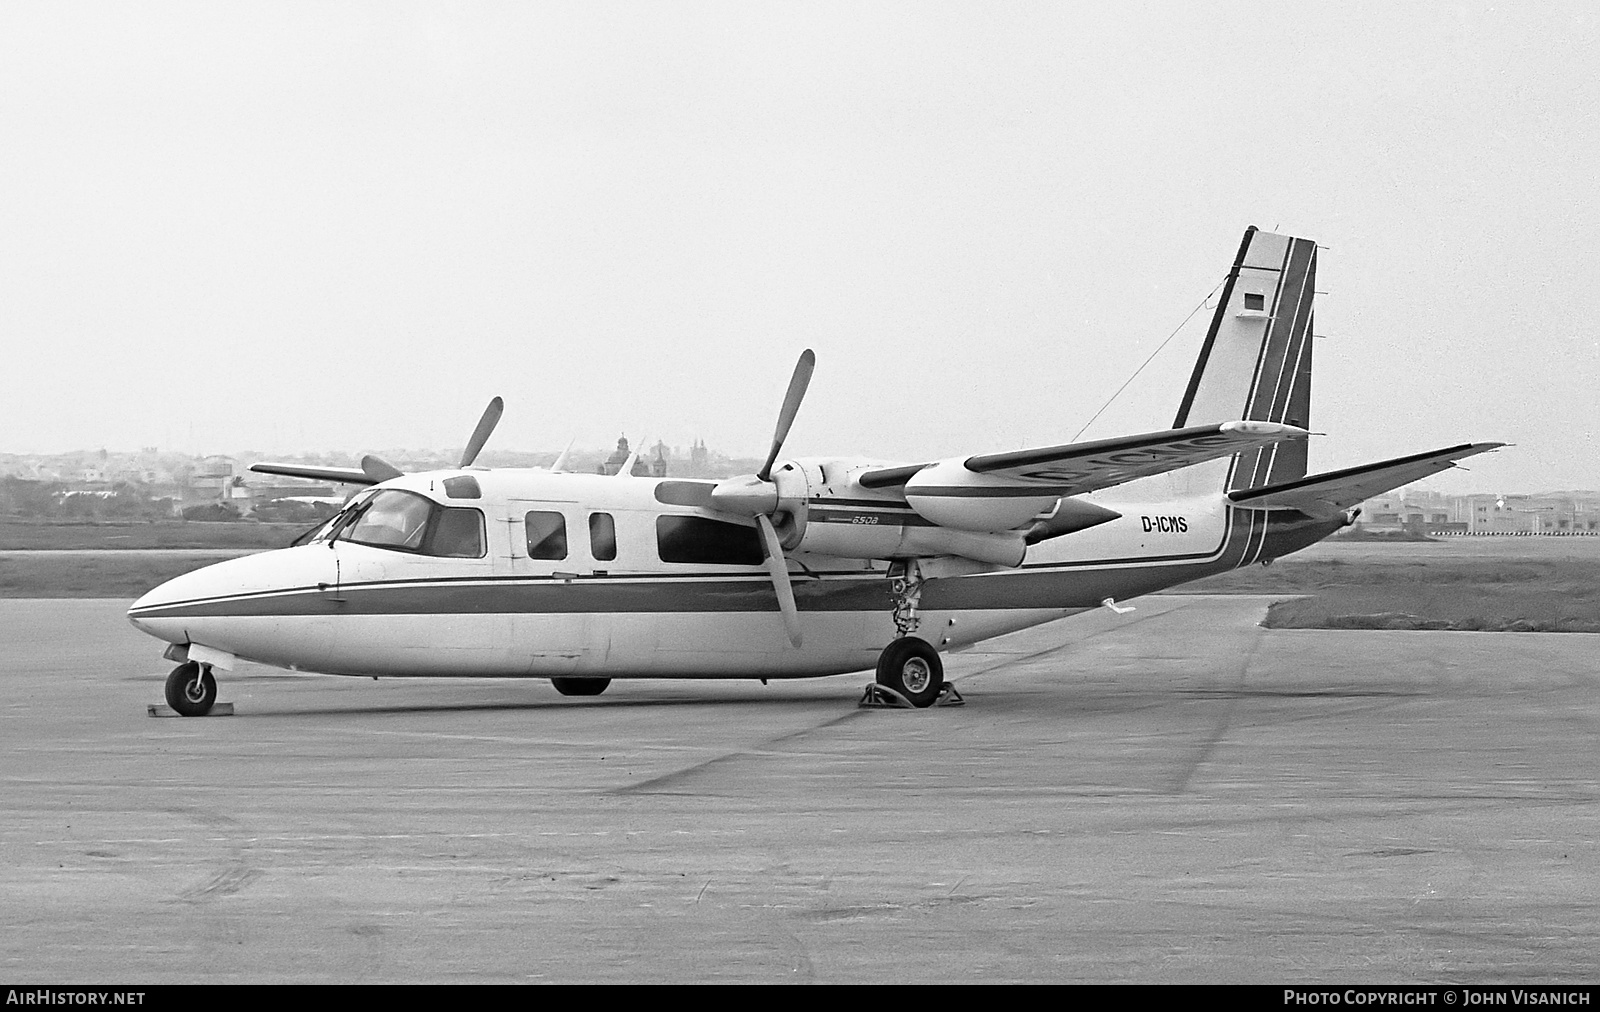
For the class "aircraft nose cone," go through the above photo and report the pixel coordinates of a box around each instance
[126,599,153,634]
[126,547,330,648]
[127,573,187,642]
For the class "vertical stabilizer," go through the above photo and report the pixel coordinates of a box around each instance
[1172,227,1316,493]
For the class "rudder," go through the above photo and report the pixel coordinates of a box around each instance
[1173,226,1316,492]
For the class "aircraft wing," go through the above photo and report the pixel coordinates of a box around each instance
[859,421,1307,495]
[1227,443,1505,517]
[250,462,380,486]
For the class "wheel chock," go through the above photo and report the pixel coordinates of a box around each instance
[859,683,913,708]
[857,683,964,709]
[147,703,235,717]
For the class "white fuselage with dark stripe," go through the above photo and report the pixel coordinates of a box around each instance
[126,468,1340,680]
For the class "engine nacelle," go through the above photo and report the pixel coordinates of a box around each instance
[738,457,1029,566]
[796,522,1026,567]
[903,458,1064,532]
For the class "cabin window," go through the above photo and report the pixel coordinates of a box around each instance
[337,490,485,558]
[525,511,568,560]
[1243,292,1265,310]
[589,512,617,562]
[656,515,764,566]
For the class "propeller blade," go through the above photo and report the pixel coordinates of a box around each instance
[549,439,575,473]
[360,455,405,483]
[755,514,802,648]
[757,349,815,482]
[459,396,504,467]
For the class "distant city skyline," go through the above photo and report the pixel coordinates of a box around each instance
[2,5,1595,496]
[2,442,1589,498]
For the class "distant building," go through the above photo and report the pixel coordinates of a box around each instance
[1355,488,1600,534]
[190,455,239,500]
[1356,491,1454,532]
[596,436,653,477]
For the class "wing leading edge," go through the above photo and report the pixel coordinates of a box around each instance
[1227,443,1505,517]
[251,462,376,485]
[860,420,1307,496]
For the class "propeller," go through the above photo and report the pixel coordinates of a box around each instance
[759,350,815,482]
[549,439,575,473]
[253,396,503,487]
[756,514,803,647]
[459,396,504,467]
[710,349,815,648]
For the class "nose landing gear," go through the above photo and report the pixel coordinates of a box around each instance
[164,661,217,717]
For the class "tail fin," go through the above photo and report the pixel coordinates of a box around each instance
[1172,226,1317,493]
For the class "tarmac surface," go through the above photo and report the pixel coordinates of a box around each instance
[1,596,1596,983]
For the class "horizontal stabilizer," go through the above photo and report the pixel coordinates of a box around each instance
[250,462,380,486]
[1227,443,1505,516]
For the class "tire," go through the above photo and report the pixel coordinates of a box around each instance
[551,677,611,697]
[165,662,217,717]
[875,637,944,708]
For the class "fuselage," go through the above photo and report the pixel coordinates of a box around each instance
[126,464,1344,681]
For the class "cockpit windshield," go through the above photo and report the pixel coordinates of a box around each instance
[291,490,374,547]
[329,489,486,558]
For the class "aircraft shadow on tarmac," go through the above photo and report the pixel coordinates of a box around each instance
[164,685,879,718]
[131,661,1441,719]
[166,684,1433,721]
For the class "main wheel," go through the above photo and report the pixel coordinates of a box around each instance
[875,637,944,708]
[551,677,611,697]
[164,662,217,717]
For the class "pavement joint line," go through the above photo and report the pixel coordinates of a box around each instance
[954,597,1208,684]
[612,709,868,795]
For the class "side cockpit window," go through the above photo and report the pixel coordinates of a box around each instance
[430,507,487,558]
[337,490,485,558]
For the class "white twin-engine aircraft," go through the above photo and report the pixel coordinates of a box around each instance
[129,227,1500,714]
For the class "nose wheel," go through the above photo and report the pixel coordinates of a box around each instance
[164,662,217,717]
[875,637,944,708]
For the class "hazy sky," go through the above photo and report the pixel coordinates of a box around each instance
[2,2,1596,493]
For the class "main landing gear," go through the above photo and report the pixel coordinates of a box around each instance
[864,562,962,709]
[164,661,217,717]
[551,677,611,697]
[874,636,944,707]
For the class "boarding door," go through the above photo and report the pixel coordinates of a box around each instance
[502,499,590,674]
